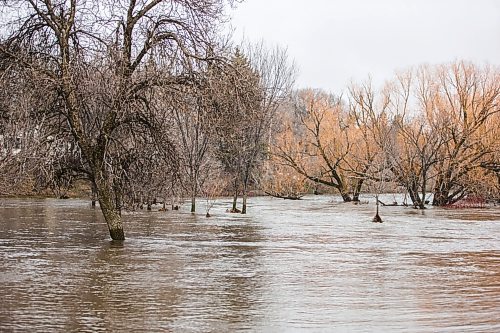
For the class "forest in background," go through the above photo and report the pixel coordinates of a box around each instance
[1,1,499,239]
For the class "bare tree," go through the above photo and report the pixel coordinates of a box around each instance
[240,42,296,211]
[1,0,233,240]
[346,79,390,201]
[275,89,354,201]
[431,62,499,206]
[369,62,499,208]
[207,44,295,213]
[380,69,446,208]
[173,88,210,213]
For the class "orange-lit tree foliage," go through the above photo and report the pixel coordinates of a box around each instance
[382,69,447,208]
[430,62,499,205]
[346,80,390,201]
[275,89,353,201]
[263,109,309,199]
[271,61,499,206]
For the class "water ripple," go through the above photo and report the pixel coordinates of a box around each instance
[0,196,499,332]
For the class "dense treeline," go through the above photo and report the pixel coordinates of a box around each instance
[1,2,499,240]
[267,62,500,207]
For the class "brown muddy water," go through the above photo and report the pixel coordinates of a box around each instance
[0,195,499,332]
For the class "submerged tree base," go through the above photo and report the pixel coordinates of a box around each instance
[109,228,125,241]
[372,213,383,223]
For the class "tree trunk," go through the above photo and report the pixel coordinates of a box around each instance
[95,174,125,240]
[231,178,239,212]
[190,170,198,213]
[191,195,196,213]
[242,182,248,214]
[232,192,238,212]
[408,185,425,209]
[432,188,449,206]
[417,200,425,209]
[242,194,247,214]
[242,168,251,214]
[339,189,352,202]
[432,172,461,206]
[191,179,197,213]
[352,179,363,202]
[101,206,124,240]
[98,193,124,240]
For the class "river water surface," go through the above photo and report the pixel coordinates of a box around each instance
[1,196,499,332]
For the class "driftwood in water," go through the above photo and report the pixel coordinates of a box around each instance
[377,199,407,207]
[264,191,303,200]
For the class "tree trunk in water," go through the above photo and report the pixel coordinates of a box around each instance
[241,195,247,214]
[231,179,239,212]
[232,192,238,212]
[191,195,196,213]
[408,186,425,209]
[415,198,425,209]
[241,182,248,214]
[340,189,352,202]
[99,196,124,240]
[95,177,125,240]
[352,179,363,202]
[191,175,197,213]
[432,189,448,206]
[432,172,460,206]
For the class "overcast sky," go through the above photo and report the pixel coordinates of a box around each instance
[229,0,500,93]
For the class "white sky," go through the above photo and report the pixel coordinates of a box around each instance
[228,0,500,93]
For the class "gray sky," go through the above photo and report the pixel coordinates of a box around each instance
[229,0,500,93]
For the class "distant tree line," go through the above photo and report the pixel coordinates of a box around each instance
[269,62,500,208]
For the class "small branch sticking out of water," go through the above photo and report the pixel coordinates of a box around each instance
[373,194,383,223]
[372,213,383,223]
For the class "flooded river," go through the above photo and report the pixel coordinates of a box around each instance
[1,195,499,332]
